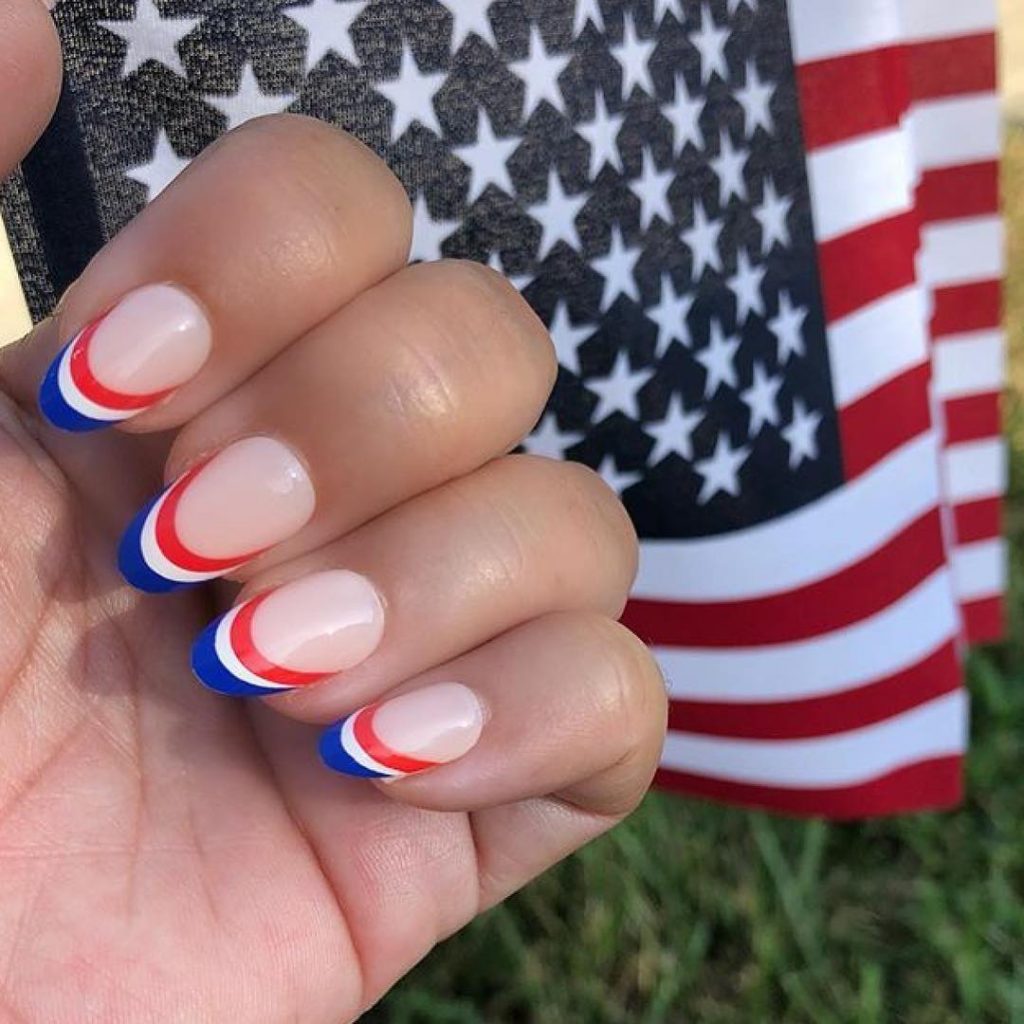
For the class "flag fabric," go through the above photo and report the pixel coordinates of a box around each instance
[0,0,1005,818]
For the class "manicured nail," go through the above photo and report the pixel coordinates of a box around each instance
[39,283,212,432]
[119,436,315,593]
[192,570,385,696]
[319,682,484,778]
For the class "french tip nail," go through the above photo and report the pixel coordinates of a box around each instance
[319,720,389,778]
[38,344,111,433]
[190,614,300,698]
[117,498,189,594]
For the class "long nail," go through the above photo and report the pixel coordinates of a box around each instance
[119,436,315,593]
[39,283,212,432]
[192,570,385,696]
[319,682,484,778]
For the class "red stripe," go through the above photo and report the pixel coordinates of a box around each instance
[917,161,1000,224]
[796,46,909,151]
[229,592,327,688]
[654,755,963,819]
[154,462,268,574]
[818,212,919,323]
[943,391,1001,445]
[962,596,1003,645]
[931,280,1002,338]
[69,317,174,412]
[906,34,997,101]
[666,642,959,739]
[953,497,1001,544]
[622,509,944,648]
[839,363,932,479]
[353,705,439,775]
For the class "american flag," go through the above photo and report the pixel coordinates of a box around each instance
[2,0,1005,817]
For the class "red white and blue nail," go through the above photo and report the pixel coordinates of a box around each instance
[118,461,266,594]
[191,592,327,697]
[319,705,439,778]
[39,314,172,432]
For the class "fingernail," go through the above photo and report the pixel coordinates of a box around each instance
[319,682,484,778]
[192,570,385,696]
[39,283,212,432]
[119,436,315,593]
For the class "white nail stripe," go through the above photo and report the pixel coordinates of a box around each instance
[212,606,293,691]
[340,713,403,777]
[56,336,131,423]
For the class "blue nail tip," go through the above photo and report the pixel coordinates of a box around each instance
[190,619,277,697]
[117,495,188,594]
[38,344,109,433]
[318,722,387,778]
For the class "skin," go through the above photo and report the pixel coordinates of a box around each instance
[0,5,668,1021]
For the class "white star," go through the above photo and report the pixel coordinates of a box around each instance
[729,248,766,322]
[681,200,724,278]
[754,176,792,251]
[282,0,367,71]
[593,226,643,308]
[632,148,675,230]
[522,413,585,459]
[410,194,460,263]
[710,130,748,204]
[125,129,190,200]
[530,168,587,258]
[653,0,679,23]
[454,108,518,203]
[664,74,705,155]
[207,63,297,131]
[447,0,497,51]
[690,4,729,84]
[597,455,642,495]
[549,301,593,376]
[694,432,749,503]
[487,251,535,292]
[614,12,657,99]
[645,395,703,464]
[647,273,694,356]
[511,23,571,117]
[770,290,807,363]
[735,59,774,136]
[726,0,757,13]
[577,87,626,178]
[695,320,740,397]
[573,0,605,36]
[375,44,446,140]
[99,0,200,78]
[782,400,822,469]
[741,362,782,434]
[587,350,652,422]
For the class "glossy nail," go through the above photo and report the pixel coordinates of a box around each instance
[39,283,212,432]
[319,682,484,778]
[119,436,315,593]
[192,570,385,696]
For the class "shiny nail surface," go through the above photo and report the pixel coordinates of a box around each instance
[39,284,212,432]
[192,570,385,696]
[119,436,315,593]
[319,682,484,778]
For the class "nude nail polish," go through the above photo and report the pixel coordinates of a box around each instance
[39,283,212,432]
[192,570,385,696]
[119,436,316,593]
[319,682,484,778]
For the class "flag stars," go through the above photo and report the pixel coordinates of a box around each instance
[282,0,367,71]
[647,273,694,356]
[454,108,518,203]
[782,400,822,468]
[682,200,724,278]
[511,23,571,117]
[578,87,626,178]
[207,63,297,131]
[375,44,446,140]
[741,362,782,434]
[729,248,766,322]
[530,168,587,259]
[597,455,643,495]
[447,0,497,52]
[735,59,774,137]
[410,194,460,263]
[522,413,585,459]
[632,149,675,230]
[694,432,750,504]
[663,75,705,156]
[99,0,200,79]
[573,0,605,37]
[689,4,729,85]
[587,350,652,422]
[755,176,793,251]
[593,226,643,308]
[710,130,748,204]
[771,290,808,363]
[125,129,190,200]
[548,301,594,377]
[696,320,740,397]
[614,12,657,99]
[645,395,703,464]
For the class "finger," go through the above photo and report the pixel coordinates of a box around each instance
[317,612,668,819]
[3,114,410,431]
[116,259,556,593]
[0,0,61,180]
[187,455,636,712]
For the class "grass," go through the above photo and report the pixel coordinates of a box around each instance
[369,127,1024,1023]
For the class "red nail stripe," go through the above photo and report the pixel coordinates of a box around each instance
[352,704,440,775]
[229,591,328,687]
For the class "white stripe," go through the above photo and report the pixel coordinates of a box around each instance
[661,690,967,788]
[807,129,913,242]
[56,337,131,424]
[828,286,929,407]
[655,570,957,703]
[952,538,1005,601]
[634,434,941,601]
[933,330,1004,399]
[340,714,402,777]
[788,0,901,63]
[907,95,1000,173]
[942,438,1006,503]
[898,0,996,42]
[920,216,1004,289]
[212,607,293,691]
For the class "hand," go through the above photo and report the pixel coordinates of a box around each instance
[0,6,666,1021]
